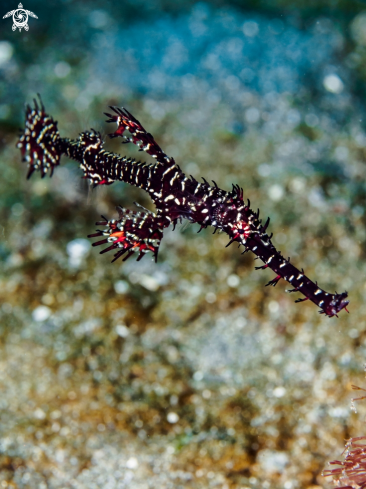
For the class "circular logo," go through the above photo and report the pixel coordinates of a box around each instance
[12,8,28,30]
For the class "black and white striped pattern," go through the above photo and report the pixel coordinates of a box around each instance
[18,98,349,317]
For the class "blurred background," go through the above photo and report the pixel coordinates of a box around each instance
[1,0,366,487]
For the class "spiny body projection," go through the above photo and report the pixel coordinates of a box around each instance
[17,97,349,317]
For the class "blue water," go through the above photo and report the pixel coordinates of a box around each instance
[91,4,344,101]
